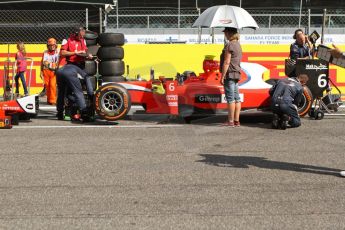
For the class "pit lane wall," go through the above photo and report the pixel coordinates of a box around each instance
[1,43,345,97]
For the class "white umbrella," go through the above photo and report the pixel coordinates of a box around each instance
[192,5,259,29]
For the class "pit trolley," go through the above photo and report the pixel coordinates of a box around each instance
[306,44,345,120]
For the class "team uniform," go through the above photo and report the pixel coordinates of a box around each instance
[56,32,93,120]
[41,47,59,104]
[269,77,304,128]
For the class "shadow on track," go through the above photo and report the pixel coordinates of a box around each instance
[197,154,342,177]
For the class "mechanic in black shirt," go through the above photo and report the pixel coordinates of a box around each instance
[269,74,309,129]
[289,29,312,60]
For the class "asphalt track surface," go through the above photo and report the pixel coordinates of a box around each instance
[1,102,345,229]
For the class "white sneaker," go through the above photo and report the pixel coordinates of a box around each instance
[340,171,345,177]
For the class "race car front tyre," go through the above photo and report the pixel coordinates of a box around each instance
[84,60,97,76]
[94,83,131,121]
[99,60,125,76]
[98,33,125,46]
[298,86,313,117]
[97,46,124,60]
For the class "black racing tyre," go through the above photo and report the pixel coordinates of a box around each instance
[298,86,313,117]
[99,60,125,76]
[85,39,97,46]
[87,45,99,56]
[97,46,124,60]
[84,30,98,40]
[99,76,126,83]
[98,33,125,46]
[94,83,131,121]
[84,60,97,76]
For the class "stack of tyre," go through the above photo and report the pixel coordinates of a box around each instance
[84,30,99,91]
[97,33,125,86]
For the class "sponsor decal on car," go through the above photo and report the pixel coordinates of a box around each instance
[195,94,222,103]
[196,94,244,103]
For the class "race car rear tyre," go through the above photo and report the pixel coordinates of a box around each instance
[86,45,99,56]
[84,60,97,76]
[85,38,97,46]
[94,83,131,121]
[99,76,126,84]
[298,86,313,117]
[97,46,124,60]
[98,33,125,46]
[99,60,125,76]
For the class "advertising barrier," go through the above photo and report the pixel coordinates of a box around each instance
[1,43,345,98]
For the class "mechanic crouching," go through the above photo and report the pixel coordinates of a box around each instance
[269,74,309,129]
[56,26,94,121]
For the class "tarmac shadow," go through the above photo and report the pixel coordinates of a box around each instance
[128,110,274,128]
[197,154,342,177]
[186,112,274,129]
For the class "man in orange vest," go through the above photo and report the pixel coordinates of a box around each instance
[40,38,59,105]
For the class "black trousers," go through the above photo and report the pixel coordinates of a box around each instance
[56,64,93,114]
[272,102,301,127]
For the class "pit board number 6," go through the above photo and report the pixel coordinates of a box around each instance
[318,74,328,88]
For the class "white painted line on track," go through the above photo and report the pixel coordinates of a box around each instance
[324,113,345,116]
[13,124,184,129]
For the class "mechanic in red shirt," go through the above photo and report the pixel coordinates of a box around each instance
[56,26,94,121]
[61,26,89,69]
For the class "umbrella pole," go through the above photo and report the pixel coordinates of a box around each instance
[198,27,202,44]
[211,28,215,44]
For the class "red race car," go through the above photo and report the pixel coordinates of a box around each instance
[94,58,313,121]
[0,95,38,128]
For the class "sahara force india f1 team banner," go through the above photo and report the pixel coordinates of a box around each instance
[124,34,345,45]
[1,43,345,97]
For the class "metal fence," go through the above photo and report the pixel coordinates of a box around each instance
[105,8,345,31]
[1,8,345,44]
[0,10,87,44]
